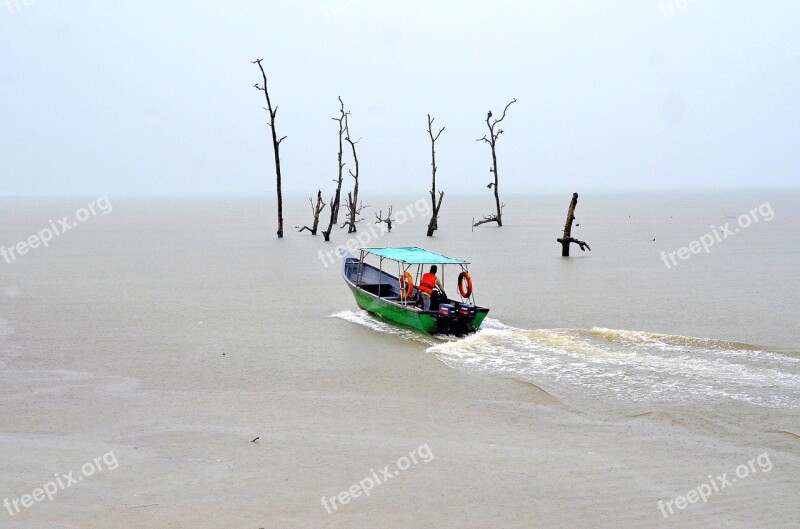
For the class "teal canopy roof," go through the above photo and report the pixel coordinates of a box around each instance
[361,247,468,265]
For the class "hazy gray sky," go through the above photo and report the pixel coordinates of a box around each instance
[1,0,798,196]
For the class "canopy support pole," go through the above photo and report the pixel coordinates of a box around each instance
[378,257,383,295]
[356,249,365,286]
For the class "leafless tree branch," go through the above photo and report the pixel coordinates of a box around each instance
[474,97,516,227]
[252,58,285,238]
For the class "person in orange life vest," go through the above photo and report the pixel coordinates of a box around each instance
[418,265,445,311]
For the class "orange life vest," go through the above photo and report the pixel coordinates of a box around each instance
[419,273,437,295]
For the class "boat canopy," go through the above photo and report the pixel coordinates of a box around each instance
[360,246,468,265]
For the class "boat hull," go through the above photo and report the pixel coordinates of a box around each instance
[345,280,489,334]
[341,251,489,335]
[346,281,438,332]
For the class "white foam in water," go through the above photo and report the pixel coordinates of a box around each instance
[331,311,800,411]
[427,323,800,412]
[477,317,513,331]
[330,311,511,345]
[329,310,438,345]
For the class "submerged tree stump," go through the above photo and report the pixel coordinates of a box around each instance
[426,114,445,237]
[375,206,393,232]
[297,189,326,235]
[557,192,591,256]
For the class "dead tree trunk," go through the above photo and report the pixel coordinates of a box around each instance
[252,59,287,238]
[375,206,393,232]
[297,190,326,235]
[474,98,516,227]
[341,191,367,233]
[341,113,365,233]
[322,97,348,242]
[426,114,445,237]
[557,192,591,256]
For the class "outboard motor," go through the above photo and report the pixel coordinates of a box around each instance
[457,303,476,318]
[438,304,455,318]
[436,303,477,335]
[435,303,456,334]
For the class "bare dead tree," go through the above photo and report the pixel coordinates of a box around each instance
[557,192,591,256]
[252,59,287,238]
[426,114,445,237]
[341,192,367,233]
[474,98,516,227]
[375,206,394,232]
[297,190,326,235]
[341,112,366,233]
[322,97,348,242]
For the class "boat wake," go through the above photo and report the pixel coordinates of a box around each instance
[329,310,440,345]
[330,310,510,343]
[332,310,800,412]
[428,324,800,412]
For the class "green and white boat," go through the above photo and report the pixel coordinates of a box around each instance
[341,247,489,335]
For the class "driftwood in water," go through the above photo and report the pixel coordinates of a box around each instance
[297,190,326,235]
[375,206,393,232]
[474,98,516,227]
[341,112,366,233]
[251,59,286,238]
[322,97,348,242]
[426,114,445,237]
[557,192,591,256]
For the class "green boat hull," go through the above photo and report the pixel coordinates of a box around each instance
[346,282,489,334]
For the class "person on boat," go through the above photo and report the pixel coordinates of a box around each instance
[418,265,444,311]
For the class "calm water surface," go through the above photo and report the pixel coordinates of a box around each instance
[0,190,798,527]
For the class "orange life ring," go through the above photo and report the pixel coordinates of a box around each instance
[399,271,414,300]
[458,272,473,298]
